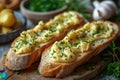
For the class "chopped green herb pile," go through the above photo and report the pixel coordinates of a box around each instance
[26,0,66,12]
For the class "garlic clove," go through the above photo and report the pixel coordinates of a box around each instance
[93,7,108,20]
[93,9,102,20]
[92,0,118,20]
[101,1,117,12]
[107,4,117,14]
[100,3,113,17]
[93,1,100,8]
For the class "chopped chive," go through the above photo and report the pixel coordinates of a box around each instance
[21,33,26,37]
[20,39,28,45]
[74,42,79,46]
[69,13,73,17]
[45,34,48,37]
[81,39,88,43]
[28,43,32,45]
[62,53,67,57]
[36,46,40,48]
[58,46,64,50]
[53,56,56,59]
[15,45,20,49]
[70,49,72,52]
[107,27,110,31]
[60,41,65,44]
[65,58,67,60]
[51,50,56,55]
[13,49,16,52]
[34,31,39,36]
[53,50,56,53]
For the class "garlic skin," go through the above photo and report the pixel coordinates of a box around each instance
[93,0,117,20]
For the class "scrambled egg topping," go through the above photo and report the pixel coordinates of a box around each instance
[12,11,81,54]
[49,21,114,63]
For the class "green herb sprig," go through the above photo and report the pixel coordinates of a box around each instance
[107,62,120,77]
[109,41,120,62]
[106,41,120,78]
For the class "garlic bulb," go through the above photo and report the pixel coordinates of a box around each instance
[93,0,117,20]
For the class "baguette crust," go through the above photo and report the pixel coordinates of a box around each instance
[38,21,119,78]
[5,11,85,70]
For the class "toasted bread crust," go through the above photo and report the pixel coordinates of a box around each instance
[38,21,119,78]
[5,11,85,70]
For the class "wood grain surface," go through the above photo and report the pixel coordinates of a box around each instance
[0,53,111,80]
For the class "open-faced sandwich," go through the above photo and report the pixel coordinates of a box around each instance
[38,21,119,78]
[5,11,85,70]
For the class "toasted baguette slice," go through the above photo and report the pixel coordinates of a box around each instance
[5,11,85,70]
[38,21,119,78]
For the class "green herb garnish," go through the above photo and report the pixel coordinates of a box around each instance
[34,31,39,36]
[81,39,89,43]
[58,46,63,50]
[36,46,40,48]
[51,49,56,55]
[13,49,16,52]
[53,56,56,59]
[59,53,68,58]
[20,39,28,45]
[60,41,65,44]
[73,42,79,46]
[62,53,67,57]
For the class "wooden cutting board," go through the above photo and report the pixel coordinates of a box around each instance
[0,25,119,80]
[0,53,112,80]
